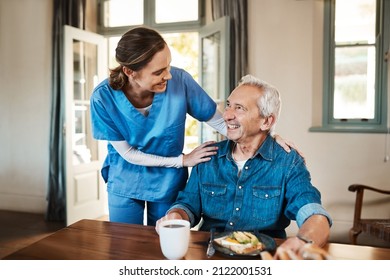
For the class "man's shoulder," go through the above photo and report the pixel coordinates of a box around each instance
[214,140,230,154]
[267,137,304,163]
[198,140,229,165]
[215,139,229,147]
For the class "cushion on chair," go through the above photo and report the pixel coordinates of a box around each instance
[359,219,390,242]
[348,184,390,245]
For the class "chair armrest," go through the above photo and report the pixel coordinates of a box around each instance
[348,184,390,244]
[348,184,390,195]
[348,184,390,228]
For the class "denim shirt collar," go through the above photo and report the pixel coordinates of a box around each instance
[218,134,274,162]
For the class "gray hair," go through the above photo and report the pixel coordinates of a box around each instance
[238,74,281,132]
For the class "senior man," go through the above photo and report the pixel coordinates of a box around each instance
[156,75,332,259]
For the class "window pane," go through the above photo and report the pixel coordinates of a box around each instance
[162,32,199,79]
[103,0,143,27]
[335,0,376,44]
[333,46,375,119]
[201,32,221,101]
[108,37,121,69]
[72,40,99,165]
[155,0,198,23]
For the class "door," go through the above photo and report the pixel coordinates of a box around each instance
[199,16,230,142]
[63,25,107,225]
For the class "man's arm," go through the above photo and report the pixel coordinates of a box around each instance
[296,214,330,247]
[274,214,331,259]
[155,163,204,234]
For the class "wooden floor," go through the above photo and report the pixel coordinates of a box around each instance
[0,210,65,259]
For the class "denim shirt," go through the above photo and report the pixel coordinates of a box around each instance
[169,135,332,238]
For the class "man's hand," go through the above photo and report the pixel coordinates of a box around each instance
[155,211,187,234]
[273,239,331,260]
[273,236,306,259]
[273,215,331,259]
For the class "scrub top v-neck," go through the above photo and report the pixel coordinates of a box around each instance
[90,67,217,202]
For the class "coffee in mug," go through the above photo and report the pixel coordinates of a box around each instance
[159,219,190,260]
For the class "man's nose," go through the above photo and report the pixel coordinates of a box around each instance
[223,108,234,120]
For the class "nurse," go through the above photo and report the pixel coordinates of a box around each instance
[90,27,296,226]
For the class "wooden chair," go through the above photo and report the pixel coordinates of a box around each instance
[348,184,390,245]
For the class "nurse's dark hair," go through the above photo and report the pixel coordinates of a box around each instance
[109,27,167,90]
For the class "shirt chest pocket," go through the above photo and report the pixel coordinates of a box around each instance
[251,186,282,223]
[201,183,228,218]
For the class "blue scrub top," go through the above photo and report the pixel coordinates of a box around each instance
[90,67,217,202]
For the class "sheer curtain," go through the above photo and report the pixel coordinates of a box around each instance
[211,0,248,91]
[47,0,86,222]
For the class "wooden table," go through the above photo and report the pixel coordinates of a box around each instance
[3,219,390,260]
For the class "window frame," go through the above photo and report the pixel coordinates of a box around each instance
[97,0,205,36]
[310,0,389,133]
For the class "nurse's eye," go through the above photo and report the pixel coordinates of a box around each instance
[154,66,170,76]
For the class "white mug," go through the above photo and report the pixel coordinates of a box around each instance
[159,219,190,260]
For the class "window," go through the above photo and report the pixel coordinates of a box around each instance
[155,0,199,24]
[101,0,144,27]
[98,0,203,34]
[312,0,389,133]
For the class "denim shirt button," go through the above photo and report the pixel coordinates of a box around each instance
[265,194,269,198]
[211,191,215,195]
[229,222,234,226]
[244,166,249,170]
[238,185,243,189]
[235,207,240,211]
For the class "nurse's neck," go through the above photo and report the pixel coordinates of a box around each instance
[123,83,154,108]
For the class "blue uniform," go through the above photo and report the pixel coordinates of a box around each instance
[90,67,216,207]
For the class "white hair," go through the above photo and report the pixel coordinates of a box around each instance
[238,74,282,132]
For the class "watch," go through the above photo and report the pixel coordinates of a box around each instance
[296,234,314,244]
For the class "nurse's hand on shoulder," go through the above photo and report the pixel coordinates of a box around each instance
[182,141,218,167]
[273,134,305,161]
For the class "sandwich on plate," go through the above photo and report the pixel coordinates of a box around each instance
[214,231,264,255]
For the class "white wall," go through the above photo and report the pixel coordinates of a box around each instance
[0,0,98,214]
[0,0,52,213]
[248,0,390,246]
[0,0,389,246]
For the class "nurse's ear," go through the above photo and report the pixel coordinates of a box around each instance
[123,66,135,79]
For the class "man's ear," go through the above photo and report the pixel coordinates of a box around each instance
[260,115,276,131]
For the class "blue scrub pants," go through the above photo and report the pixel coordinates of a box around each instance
[108,192,173,226]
